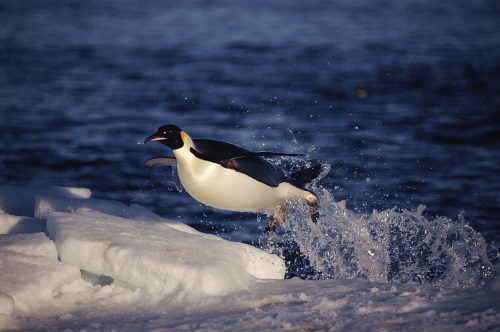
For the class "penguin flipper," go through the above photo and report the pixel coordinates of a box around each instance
[145,157,177,168]
[190,147,287,187]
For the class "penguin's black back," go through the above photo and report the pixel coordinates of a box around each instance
[191,139,286,188]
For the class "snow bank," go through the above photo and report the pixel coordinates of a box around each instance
[0,185,285,324]
[34,192,208,235]
[47,209,283,298]
[0,214,46,235]
[35,195,285,286]
[0,185,90,235]
[0,233,80,315]
[0,185,90,217]
[0,232,58,259]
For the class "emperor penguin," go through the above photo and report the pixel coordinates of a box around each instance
[144,124,322,231]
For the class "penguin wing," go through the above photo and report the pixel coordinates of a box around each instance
[192,139,302,162]
[145,157,177,168]
[191,139,287,187]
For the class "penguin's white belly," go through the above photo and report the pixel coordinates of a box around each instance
[177,158,290,212]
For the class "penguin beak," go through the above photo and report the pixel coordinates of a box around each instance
[144,134,166,144]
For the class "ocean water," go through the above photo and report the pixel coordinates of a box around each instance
[1,0,499,283]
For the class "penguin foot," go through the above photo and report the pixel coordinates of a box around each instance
[265,204,287,232]
[265,218,280,233]
[309,201,319,223]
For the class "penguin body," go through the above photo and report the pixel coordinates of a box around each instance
[144,125,321,231]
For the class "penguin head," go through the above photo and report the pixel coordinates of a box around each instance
[144,124,185,150]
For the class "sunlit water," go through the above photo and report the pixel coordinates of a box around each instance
[1,0,499,287]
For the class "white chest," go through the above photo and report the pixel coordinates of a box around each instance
[174,151,281,212]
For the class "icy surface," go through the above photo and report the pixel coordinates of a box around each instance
[34,193,200,235]
[0,185,90,217]
[0,185,498,331]
[0,213,46,235]
[0,233,80,316]
[0,232,58,260]
[47,210,284,298]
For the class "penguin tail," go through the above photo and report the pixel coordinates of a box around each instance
[290,163,326,225]
[266,204,287,232]
[290,163,324,189]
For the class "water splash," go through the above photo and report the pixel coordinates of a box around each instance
[263,187,497,290]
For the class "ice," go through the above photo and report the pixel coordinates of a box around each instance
[47,209,284,298]
[0,185,499,331]
[35,194,138,220]
[0,292,14,317]
[0,232,58,259]
[0,233,80,316]
[34,193,200,235]
[0,185,90,217]
[0,185,91,235]
[36,192,285,285]
[0,250,80,315]
[0,213,46,235]
[171,279,499,331]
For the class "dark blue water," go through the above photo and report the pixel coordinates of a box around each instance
[1,0,499,280]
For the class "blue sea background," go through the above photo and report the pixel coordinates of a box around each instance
[1,0,499,278]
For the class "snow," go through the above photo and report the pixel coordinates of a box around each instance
[0,185,90,217]
[0,214,46,235]
[47,210,283,298]
[0,232,58,260]
[0,185,499,331]
[0,233,80,315]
